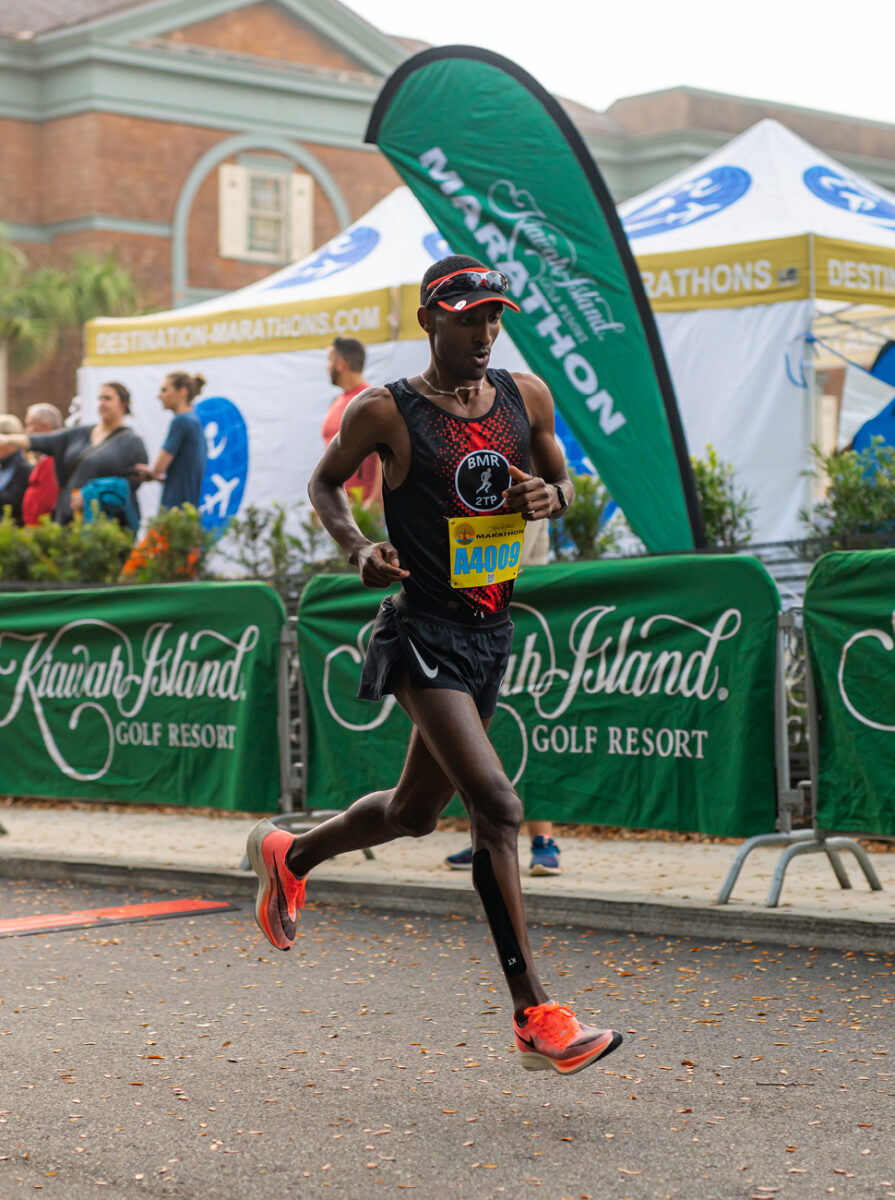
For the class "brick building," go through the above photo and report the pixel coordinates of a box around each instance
[0,0,409,412]
[3,0,895,414]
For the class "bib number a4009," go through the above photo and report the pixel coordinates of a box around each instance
[447,513,526,589]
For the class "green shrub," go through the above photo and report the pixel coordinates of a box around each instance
[0,507,133,584]
[0,507,33,580]
[690,445,755,549]
[550,471,619,561]
[801,437,895,549]
[119,505,214,583]
[220,497,386,589]
[0,505,210,586]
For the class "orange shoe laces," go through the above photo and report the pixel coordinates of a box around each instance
[274,838,305,919]
[286,874,305,920]
[522,1002,582,1049]
[285,856,307,919]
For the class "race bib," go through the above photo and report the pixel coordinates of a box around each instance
[448,513,526,589]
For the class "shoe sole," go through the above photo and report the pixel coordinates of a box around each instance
[246,819,292,952]
[529,864,561,876]
[518,1030,623,1075]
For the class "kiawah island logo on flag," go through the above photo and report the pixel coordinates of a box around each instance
[417,146,628,439]
[300,558,779,837]
[803,550,895,838]
[0,619,259,782]
[0,584,284,809]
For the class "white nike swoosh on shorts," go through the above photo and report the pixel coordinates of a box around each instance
[406,635,439,679]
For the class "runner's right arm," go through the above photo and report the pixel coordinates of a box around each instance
[308,387,409,588]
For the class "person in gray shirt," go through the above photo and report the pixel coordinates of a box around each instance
[0,382,147,525]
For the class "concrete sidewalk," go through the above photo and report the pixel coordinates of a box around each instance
[0,802,892,951]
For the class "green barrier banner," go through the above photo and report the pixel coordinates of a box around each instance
[0,583,284,811]
[366,47,704,554]
[804,550,895,837]
[298,558,779,836]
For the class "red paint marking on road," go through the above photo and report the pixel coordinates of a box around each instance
[0,898,235,937]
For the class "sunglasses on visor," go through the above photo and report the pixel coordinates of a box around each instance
[425,269,511,305]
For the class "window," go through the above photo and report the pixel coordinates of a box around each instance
[218,163,314,263]
[247,172,286,257]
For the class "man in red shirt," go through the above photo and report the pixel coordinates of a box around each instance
[22,403,62,525]
[322,337,380,506]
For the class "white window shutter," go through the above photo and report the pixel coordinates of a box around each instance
[219,163,248,258]
[289,173,314,261]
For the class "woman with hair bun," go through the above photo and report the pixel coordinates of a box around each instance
[0,382,146,524]
[135,371,208,510]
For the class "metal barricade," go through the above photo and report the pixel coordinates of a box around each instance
[718,608,882,906]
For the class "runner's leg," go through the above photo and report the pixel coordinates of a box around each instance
[388,669,549,1019]
[286,724,455,878]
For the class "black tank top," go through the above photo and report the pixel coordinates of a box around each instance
[384,369,531,622]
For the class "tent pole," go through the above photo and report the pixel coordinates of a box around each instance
[804,233,819,522]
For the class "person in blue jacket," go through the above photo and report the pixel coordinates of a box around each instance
[135,372,207,509]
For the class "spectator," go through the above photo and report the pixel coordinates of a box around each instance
[134,372,207,509]
[322,337,381,505]
[0,414,32,524]
[21,403,62,525]
[0,383,147,525]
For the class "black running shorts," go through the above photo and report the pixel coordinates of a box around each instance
[357,595,513,718]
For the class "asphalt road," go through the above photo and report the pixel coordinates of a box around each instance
[0,878,893,1200]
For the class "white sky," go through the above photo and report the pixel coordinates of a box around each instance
[344,0,895,127]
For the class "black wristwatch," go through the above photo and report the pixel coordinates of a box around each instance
[550,484,568,519]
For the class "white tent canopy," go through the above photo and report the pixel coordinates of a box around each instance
[623,118,895,258]
[619,118,895,542]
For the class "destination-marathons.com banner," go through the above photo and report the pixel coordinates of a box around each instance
[0,583,285,810]
[298,558,780,837]
[86,290,392,366]
[804,550,895,837]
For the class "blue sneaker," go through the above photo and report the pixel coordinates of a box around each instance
[446,845,474,870]
[530,835,561,876]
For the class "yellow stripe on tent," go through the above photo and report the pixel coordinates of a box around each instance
[814,237,895,307]
[633,236,810,312]
[85,288,397,366]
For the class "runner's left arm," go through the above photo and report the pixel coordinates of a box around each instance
[503,373,574,521]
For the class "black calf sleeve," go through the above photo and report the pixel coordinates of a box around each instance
[472,848,527,978]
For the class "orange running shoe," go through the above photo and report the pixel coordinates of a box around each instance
[246,819,306,951]
[513,1002,622,1075]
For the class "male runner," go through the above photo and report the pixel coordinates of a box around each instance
[247,254,622,1076]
